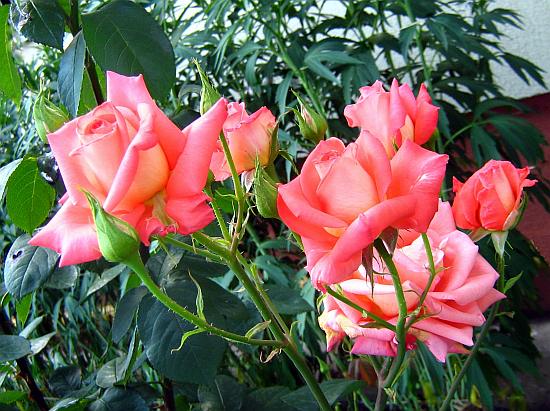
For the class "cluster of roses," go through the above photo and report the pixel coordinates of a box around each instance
[31,72,535,362]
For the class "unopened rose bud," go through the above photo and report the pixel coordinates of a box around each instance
[253,165,279,219]
[293,93,327,143]
[84,191,140,264]
[33,93,68,143]
[193,59,221,115]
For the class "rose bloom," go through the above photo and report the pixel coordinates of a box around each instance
[277,133,448,290]
[30,72,228,266]
[452,160,536,234]
[210,102,276,181]
[344,80,439,156]
[319,201,505,362]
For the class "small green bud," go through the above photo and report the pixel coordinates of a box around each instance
[33,93,68,143]
[253,164,279,219]
[84,191,140,264]
[193,59,221,115]
[293,92,327,143]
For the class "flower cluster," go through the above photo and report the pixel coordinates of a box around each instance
[31,73,535,363]
[278,80,535,361]
[30,72,276,266]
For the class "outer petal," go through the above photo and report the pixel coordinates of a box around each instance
[277,177,347,239]
[388,140,448,232]
[29,202,101,266]
[166,193,215,235]
[451,176,480,229]
[105,72,186,168]
[167,98,228,197]
[48,118,102,205]
[310,196,417,288]
[103,103,169,212]
[414,101,439,145]
[351,336,395,356]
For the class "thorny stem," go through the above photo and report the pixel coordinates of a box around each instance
[374,239,408,409]
[191,232,331,411]
[406,233,438,330]
[438,253,505,411]
[124,254,285,348]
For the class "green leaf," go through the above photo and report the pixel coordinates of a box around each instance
[5,157,56,234]
[503,272,523,294]
[483,348,522,391]
[45,265,79,289]
[466,359,493,410]
[137,282,227,385]
[243,387,294,411]
[197,375,245,411]
[276,72,293,116]
[111,286,147,344]
[399,24,417,60]
[416,341,445,395]
[88,388,147,411]
[15,293,32,326]
[83,264,126,301]
[0,391,26,404]
[82,0,176,100]
[49,366,81,397]
[96,357,126,389]
[58,31,86,117]
[0,6,22,105]
[29,331,56,355]
[265,285,313,315]
[21,0,65,49]
[0,159,22,203]
[3,234,59,299]
[471,125,500,165]
[0,335,31,361]
[281,379,364,410]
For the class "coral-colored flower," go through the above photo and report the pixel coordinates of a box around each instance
[30,72,228,266]
[452,160,536,234]
[210,102,276,181]
[344,80,439,156]
[277,133,448,289]
[319,201,505,362]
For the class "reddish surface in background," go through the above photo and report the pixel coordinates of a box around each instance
[514,93,550,313]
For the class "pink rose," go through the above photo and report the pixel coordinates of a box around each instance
[319,201,505,362]
[452,160,536,233]
[344,80,439,156]
[277,133,448,289]
[210,102,276,181]
[30,72,228,266]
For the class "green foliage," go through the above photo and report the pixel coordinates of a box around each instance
[3,234,58,299]
[81,0,176,100]
[0,6,21,105]
[58,32,86,117]
[5,157,55,233]
[0,0,547,410]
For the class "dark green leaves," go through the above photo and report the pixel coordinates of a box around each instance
[88,388,147,411]
[138,290,226,384]
[58,32,86,117]
[5,157,55,234]
[21,0,65,49]
[280,379,364,411]
[0,6,22,104]
[0,335,32,361]
[82,0,176,100]
[4,235,58,299]
[265,285,313,315]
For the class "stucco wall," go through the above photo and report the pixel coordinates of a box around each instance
[491,0,549,98]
